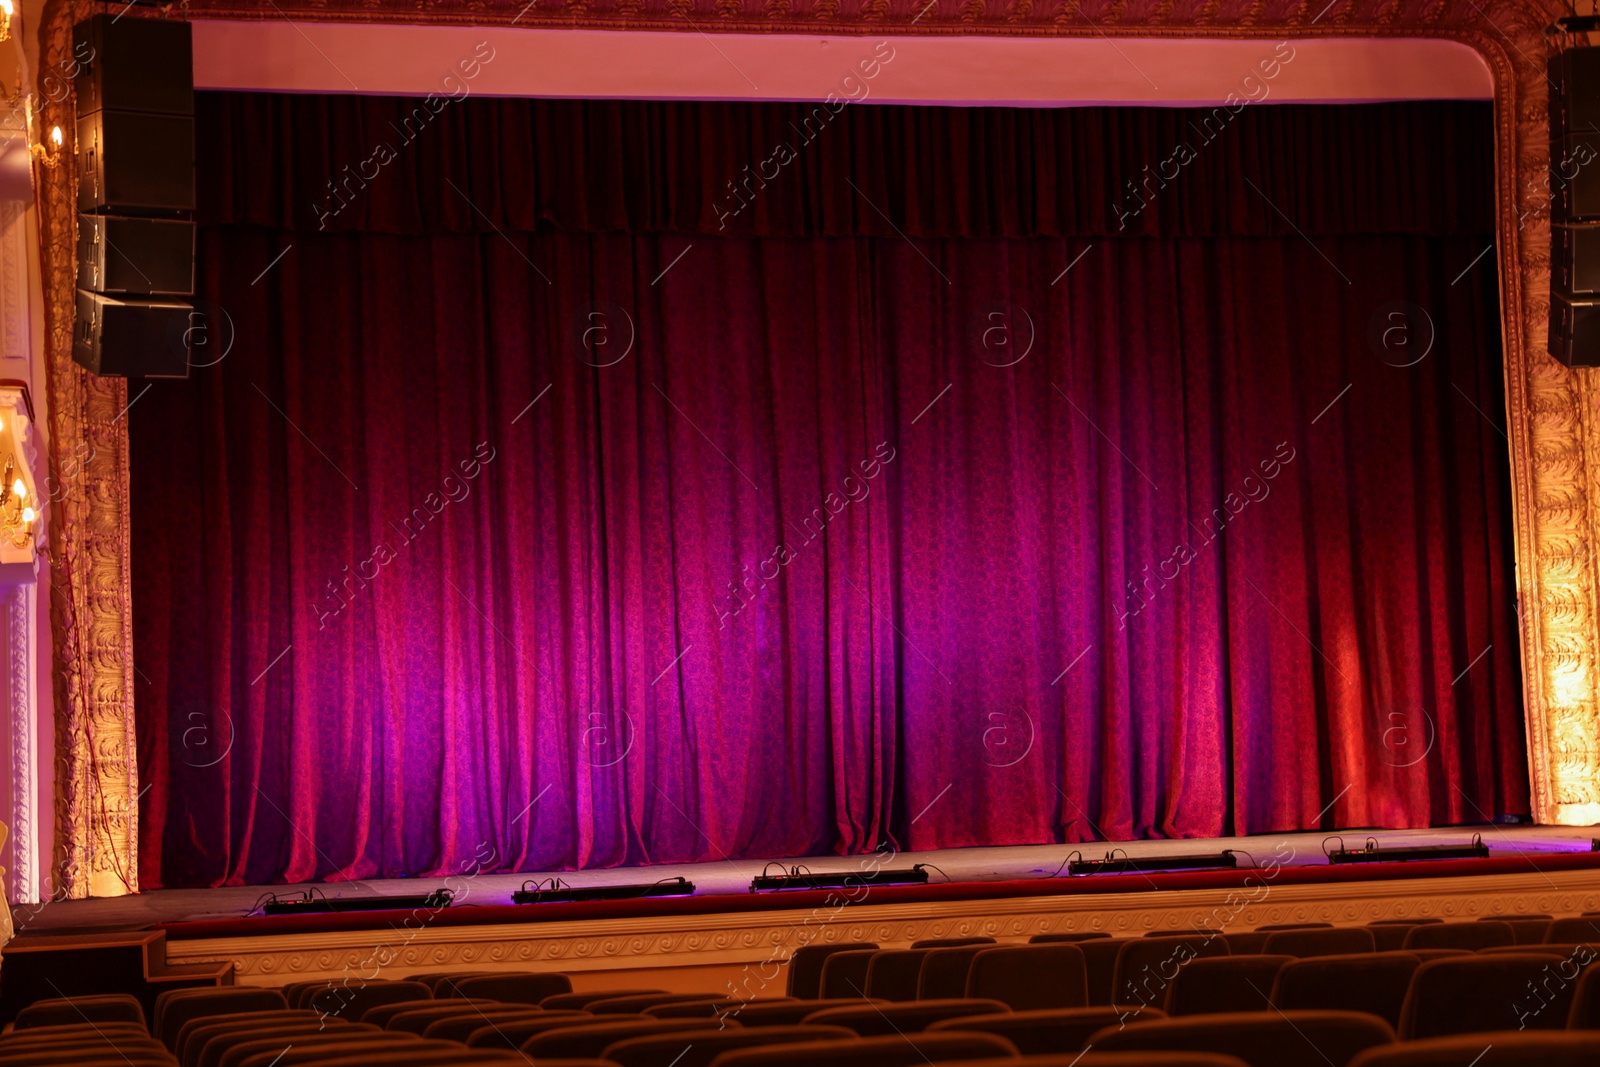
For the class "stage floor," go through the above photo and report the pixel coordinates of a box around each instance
[15,823,1596,935]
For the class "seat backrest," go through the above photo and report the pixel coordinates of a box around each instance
[590,993,729,1014]
[196,1021,373,1067]
[15,994,147,1032]
[1112,935,1230,1009]
[220,1031,422,1067]
[1218,932,1271,955]
[864,950,930,1002]
[801,998,1010,1036]
[445,972,573,1003]
[363,1004,492,1023]
[1090,1009,1396,1067]
[1164,956,1291,1016]
[1402,922,1514,951]
[1347,1031,1600,1067]
[719,998,883,1028]
[307,980,432,1024]
[154,988,289,1049]
[785,944,878,999]
[1080,939,1133,1005]
[421,1007,561,1042]
[175,1009,320,1065]
[1269,953,1421,1029]
[1546,917,1600,945]
[602,1024,855,1067]
[522,1018,718,1059]
[1263,928,1376,958]
[648,998,772,1018]
[918,946,990,1000]
[1568,958,1600,1028]
[1030,933,1112,944]
[965,944,1089,1010]
[818,950,879,999]
[1400,953,1597,1039]
[1366,920,1442,952]
[466,1012,652,1050]
[927,1005,1165,1054]
[909,937,995,949]
[542,989,663,1009]
[705,1032,1018,1067]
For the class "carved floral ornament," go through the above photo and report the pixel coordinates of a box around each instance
[26,0,1597,896]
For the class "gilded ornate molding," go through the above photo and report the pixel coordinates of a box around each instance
[164,867,1600,985]
[35,0,138,898]
[29,0,1597,896]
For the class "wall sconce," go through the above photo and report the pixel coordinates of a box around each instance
[0,1,14,44]
[0,459,34,550]
[31,124,62,169]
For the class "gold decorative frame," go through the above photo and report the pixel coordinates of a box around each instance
[29,0,1595,894]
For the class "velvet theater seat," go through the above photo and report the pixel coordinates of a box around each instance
[965,944,1090,1010]
[1267,953,1422,1028]
[1090,1010,1396,1067]
[1162,956,1291,1015]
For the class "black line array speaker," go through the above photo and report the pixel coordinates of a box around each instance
[1551,46,1600,367]
[71,14,195,379]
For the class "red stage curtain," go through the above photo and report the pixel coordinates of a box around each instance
[130,97,1525,888]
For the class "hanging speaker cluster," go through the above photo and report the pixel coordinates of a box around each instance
[71,14,195,380]
[1549,46,1600,367]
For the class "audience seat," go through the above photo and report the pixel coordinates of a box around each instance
[1483,917,1554,944]
[440,971,573,1003]
[602,1024,857,1067]
[931,1056,1249,1067]
[368,1000,503,1030]
[1268,953,1422,1028]
[1112,935,1230,1008]
[590,993,729,1014]
[927,1004,1165,1053]
[230,1037,460,1066]
[279,981,335,1009]
[911,937,996,949]
[1546,917,1600,944]
[1163,956,1291,1015]
[1079,939,1134,1005]
[706,1032,1019,1067]
[786,943,878,999]
[1218,932,1272,955]
[1401,921,1514,951]
[648,997,792,1018]
[15,994,147,1031]
[965,944,1090,1010]
[1564,960,1600,1028]
[918,946,991,999]
[220,1032,427,1067]
[1030,932,1112,943]
[173,1010,324,1066]
[196,1024,376,1067]
[801,998,1010,1035]
[1090,1010,1396,1067]
[819,949,880,999]
[720,998,885,1027]
[543,989,664,1009]
[1348,1032,1600,1067]
[1263,928,1376,958]
[1366,920,1442,952]
[1399,953,1590,1038]
[404,972,497,993]
[421,1008,556,1042]
[522,1018,726,1058]
[153,989,289,1050]
[466,1011,654,1049]
[864,949,932,1001]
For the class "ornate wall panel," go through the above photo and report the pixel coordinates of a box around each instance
[35,0,138,898]
[29,0,1597,892]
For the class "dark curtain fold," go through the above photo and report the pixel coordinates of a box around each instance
[197,93,1495,239]
[132,97,1526,889]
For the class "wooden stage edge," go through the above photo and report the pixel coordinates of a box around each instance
[137,833,1600,993]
